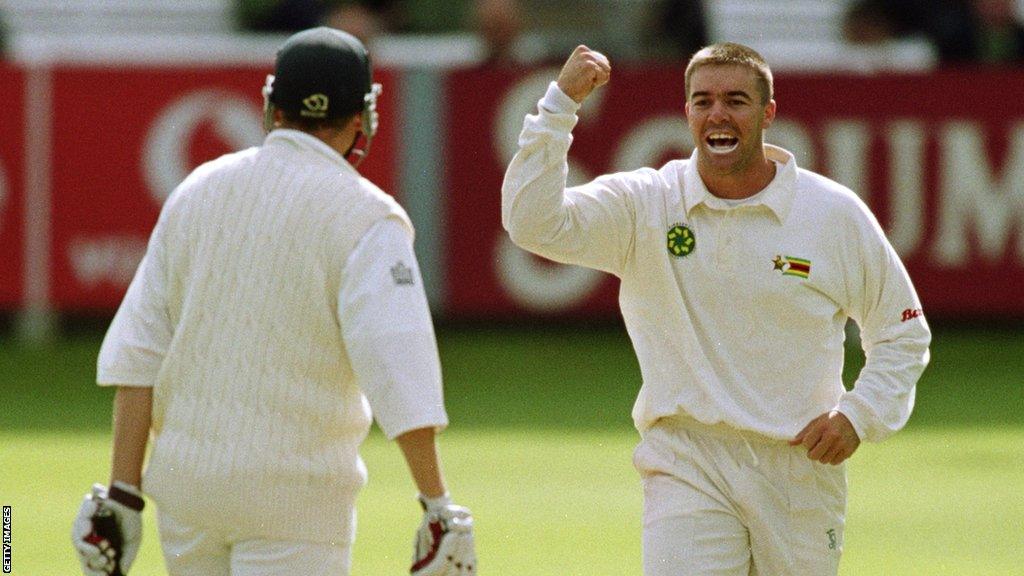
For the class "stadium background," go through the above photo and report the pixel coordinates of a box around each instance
[0,1,1021,574]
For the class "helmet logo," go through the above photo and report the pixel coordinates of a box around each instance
[300,94,329,118]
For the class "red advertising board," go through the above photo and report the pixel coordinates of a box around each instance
[444,67,1024,318]
[0,63,25,309]
[47,65,397,309]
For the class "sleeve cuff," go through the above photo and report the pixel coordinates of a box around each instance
[540,81,581,115]
[836,393,876,443]
[97,370,157,387]
[383,413,450,441]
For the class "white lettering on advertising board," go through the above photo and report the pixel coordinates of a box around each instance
[491,73,1024,312]
[69,237,148,287]
[936,121,1024,265]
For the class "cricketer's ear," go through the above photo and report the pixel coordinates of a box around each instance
[762,99,777,129]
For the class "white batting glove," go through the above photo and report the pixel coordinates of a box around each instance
[72,482,144,576]
[411,493,476,575]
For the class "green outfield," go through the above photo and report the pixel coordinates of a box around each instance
[1,324,1022,575]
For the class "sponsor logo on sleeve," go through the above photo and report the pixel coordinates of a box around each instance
[390,262,414,286]
[901,308,924,322]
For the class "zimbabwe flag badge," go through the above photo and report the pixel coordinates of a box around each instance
[772,255,811,278]
[667,224,696,257]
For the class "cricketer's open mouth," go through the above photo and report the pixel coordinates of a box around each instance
[706,133,739,154]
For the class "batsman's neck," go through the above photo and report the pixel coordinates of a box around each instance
[274,110,361,160]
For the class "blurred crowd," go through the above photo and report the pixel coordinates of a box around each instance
[234,0,710,65]
[1,1,1023,68]
[233,0,1024,68]
[843,0,1024,66]
[0,9,8,57]
[236,0,405,41]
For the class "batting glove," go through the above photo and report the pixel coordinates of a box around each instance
[411,493,476,575]
[72,482,144,576]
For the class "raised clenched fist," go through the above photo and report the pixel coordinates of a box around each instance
[556,45,611,104]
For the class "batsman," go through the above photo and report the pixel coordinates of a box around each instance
[72,27,475,576]
[502,43,931,574]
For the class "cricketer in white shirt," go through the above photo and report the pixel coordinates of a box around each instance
[502,44,930,575]
[74,27,475,576]
[80,128,475,575]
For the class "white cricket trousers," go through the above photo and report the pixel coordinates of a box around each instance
[634,414,846,576]
[156,511,353,576]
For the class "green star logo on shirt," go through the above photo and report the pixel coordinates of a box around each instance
[667,224,696,257]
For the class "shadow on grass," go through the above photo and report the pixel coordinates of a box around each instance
[1,323,1021,433]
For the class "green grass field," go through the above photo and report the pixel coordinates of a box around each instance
[1,324,1022,575]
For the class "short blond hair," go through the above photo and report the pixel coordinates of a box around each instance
[685,43,773,104]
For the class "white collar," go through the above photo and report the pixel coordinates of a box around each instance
[682,144,798,222]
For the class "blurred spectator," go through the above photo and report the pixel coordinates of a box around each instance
[841,0,970,62]
[0,8,8,57]
[972,0,1024,64]
[840,0,938,71]
[843,0,900,45]
[644,0,710,61]
[927,0,983,62]
[235,0,327,33]
[323,0,408,44]
[840,0,1024,66]
[324,2,385,43]
[468,0,545,65]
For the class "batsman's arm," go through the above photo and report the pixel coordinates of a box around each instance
[399,427,476,576]
[396,427,447,499]
[336,219,475,575]
[110,386,153,488]
[339,218,449,439]
[97,204,174,390]
[73,387,149,575]
[338,219,451,495]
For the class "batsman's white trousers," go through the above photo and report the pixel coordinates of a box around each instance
[634,414,846,576]
[156,511,352,576]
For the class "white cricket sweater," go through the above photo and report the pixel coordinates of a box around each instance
[502,83,931,443]
[97,129,447,544]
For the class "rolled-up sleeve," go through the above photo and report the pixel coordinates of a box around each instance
[338,217,448,439]
[97,217,173,387]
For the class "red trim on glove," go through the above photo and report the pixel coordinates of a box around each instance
[411,520,447,571]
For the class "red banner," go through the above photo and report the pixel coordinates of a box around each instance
[444,67,624,318]
[444,67,1024,318]
[47,66,397,309]
[0,63,25,309]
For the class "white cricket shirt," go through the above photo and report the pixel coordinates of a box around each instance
[97,129,447,543]
[502,82,931,443]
